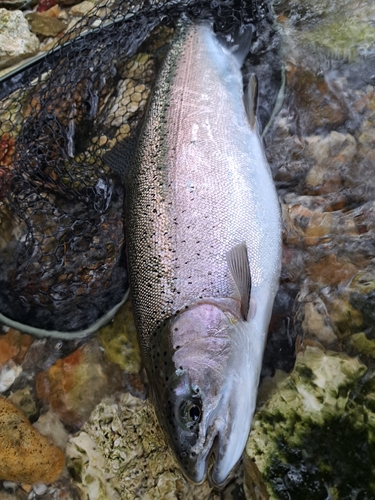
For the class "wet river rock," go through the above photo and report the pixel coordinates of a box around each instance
[0,396,65,484]
[0,9,40,69]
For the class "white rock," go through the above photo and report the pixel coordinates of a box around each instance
[33,410,69,450]
[2,480,17,490]
[57,10,69,21]
[67,432,121,500]
[0,9,40,70]
[33,483,48,496]
[33,483,48,495]
[0,360,22,392]
[306,131,356,165]
[302,297,338,345]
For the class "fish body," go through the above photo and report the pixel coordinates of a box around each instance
[126,19,281,485]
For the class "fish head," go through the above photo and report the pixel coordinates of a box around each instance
[148,302,262,486]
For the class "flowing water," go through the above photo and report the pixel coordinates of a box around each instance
[254,1,375,498]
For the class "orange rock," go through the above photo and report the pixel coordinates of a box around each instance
[0,330,34,365]
[277,14,287,23]
[304,212,334,244]
[36,340,118,428]
[0,396,65,484]
[0,333,18,365]
[40,4,61,17]
[308,254,358,286]
[287,68,348,134]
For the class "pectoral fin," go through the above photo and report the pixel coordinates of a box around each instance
[226,242,251,320]
[244,73,258,130]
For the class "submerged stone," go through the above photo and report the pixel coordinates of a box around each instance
[69,0,94,17]
[98,299,141,374]
[33,409,70,450]
[36,0,56,12]
[0,9,39,69]
[0,329,34,365]
[0,360,22,393]
[25,12,66,37]
[35,339,123,428]
[66,393,221,500]
[8,386,37,419]
[286,68,349,134]
[245,346,375,499]
[350,332,375,358]
[301,296,337,346]
[302,19,375,61]
[0,396,65,484]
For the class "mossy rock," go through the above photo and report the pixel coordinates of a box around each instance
[350,332,375,358]
[246,346,375,499]
[98,299,141,374]
[301,19,375,61]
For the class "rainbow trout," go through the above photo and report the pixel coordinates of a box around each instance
[126,19,281,485]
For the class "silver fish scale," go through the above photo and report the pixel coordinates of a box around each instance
[127,21,280,359]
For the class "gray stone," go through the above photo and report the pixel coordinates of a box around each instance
[0,8,39,70]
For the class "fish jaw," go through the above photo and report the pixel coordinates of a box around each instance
[209,319,263,486]
[179,317,263,486]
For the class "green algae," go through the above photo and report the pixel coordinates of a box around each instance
[8,387,36,419]
[246,347,375,499]
[98,300,141,374]
[302,20,375,61]
[350,333,375,358]
[266,413,375,499]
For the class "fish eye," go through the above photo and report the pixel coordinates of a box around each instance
[177,398,202,430]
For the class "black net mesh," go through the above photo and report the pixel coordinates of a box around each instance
[0,0,276,334]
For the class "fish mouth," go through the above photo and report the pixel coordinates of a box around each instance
[208,429,242,488]
[179,428,220,485]
[209,454,239,489]
[194,432,235,489]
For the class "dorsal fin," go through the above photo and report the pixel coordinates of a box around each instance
[244,73,258,129]
[226,242,251,321]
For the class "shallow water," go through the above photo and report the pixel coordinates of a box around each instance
[0,0,375,498]
[256,0,375,497]
[264,0,375,371]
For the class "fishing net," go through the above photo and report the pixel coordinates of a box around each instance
[0,0,279,334]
